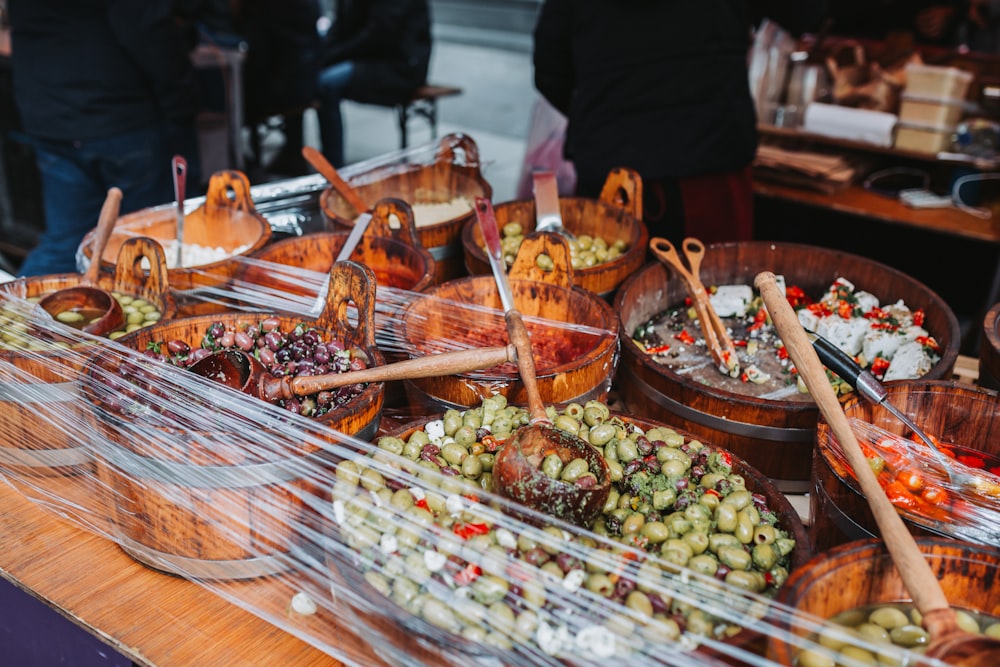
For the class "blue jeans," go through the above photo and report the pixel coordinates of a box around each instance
[316,61,355,168]
[17,123,195,277]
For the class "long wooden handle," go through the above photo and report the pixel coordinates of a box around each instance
[302,146,369,214]
[755,271,953,618]
[271,345,516,400]
[505,310,549,424]
[84,187,123,285]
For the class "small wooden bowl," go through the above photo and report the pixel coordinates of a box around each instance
[81,262,385,580]
[461,167,648,300]
[767,537,1000,666]
[78,170,272,298]
[811,380,1000,553]
[398,233,620,411]
[0,237,175,476]
[319,134,491,284]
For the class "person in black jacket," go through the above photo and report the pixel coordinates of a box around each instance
[533,0,826,246]
[316,0,431,166]
[9,0,200,277]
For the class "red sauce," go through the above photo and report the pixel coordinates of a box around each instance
[444,322,599,374]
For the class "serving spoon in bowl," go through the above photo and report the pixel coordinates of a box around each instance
[38,187,125,336]
[476,196,611,528]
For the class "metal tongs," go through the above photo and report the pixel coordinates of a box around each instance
[649,237,740,377]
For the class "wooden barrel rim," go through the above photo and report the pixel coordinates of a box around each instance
[980,301,1000,390]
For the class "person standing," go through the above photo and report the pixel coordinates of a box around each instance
[533,0,826,246]
[316,0,431,167]
[9,0,200,276]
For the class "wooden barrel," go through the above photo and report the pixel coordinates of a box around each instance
[613,241,961,493]
[768,537,1000,666]
[0,238,175,475]
[811,380,1000,554]
[82,262,385,579]
[461,167,648,300]
[319,133,491,284]
[981,301,1000,391]
[397,233,620,412]
[78,170,272,315]
[327,411,811,664]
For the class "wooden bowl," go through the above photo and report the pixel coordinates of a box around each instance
[0,237,175,476]
[461,167,648,300]
[78,170,272,300]
[981,301,1000,391]
[397,233,620,411]
[326,409,811,665]
[811,380,1000,553]
[767,537,1000,666]
[80,262,385,580]
[614,241,961,493]
[319,134,491,284]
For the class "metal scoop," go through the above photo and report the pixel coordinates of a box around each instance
[532,171,577,244]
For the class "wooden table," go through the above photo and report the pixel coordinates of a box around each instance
[0,473,387,667]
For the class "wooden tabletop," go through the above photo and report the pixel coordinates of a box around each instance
[753,180,1000,244]
[0,473,387,667]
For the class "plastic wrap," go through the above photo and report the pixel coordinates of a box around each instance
[0,275,974,667]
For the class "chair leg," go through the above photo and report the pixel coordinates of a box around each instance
[397,104,409,150]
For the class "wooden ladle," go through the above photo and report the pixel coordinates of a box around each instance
[38,187,125,336]
[476,197,611,528]
[190,344,517,403]
[756,270,1000,667]
[302,146,369,215]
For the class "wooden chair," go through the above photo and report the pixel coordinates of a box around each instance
[394,84,463,149]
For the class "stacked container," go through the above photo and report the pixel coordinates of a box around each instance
[895,63,974,153]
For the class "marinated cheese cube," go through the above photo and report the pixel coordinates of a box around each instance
[797,308,820,333]
[854,290,879,315]
[884,340,933,381]
[710,285,754,318]
[862,329,903,362]
[816,315,869,356]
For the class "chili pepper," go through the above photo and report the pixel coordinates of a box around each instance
[915,335,941,353]
[454,562,481,586]
[645,343,671,355]
[870,357,890,377]
[481,434,505,453]
[747,321,766,332]
[883,480,919,510]
[956,455,986,469]
[764,571,776,587]
[703,488,721,499]
[785,285,810,308]
[675,330,696,345]
[732,339,747,347]
[864,307,889,321]
[837,300,854,319]
[684,297,693,306]
[740,371,749,383]
[807,302,831,317]
[990,466,1000,477]
[776,346,789,361]
[453,522,490,540]
[913,309,926,327]
[414,498,429,511]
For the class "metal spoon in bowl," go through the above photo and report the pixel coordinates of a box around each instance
[171,155,187,269]
[38,187,125,336]
[532,170,577,245]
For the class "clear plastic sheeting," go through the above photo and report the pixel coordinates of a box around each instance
[0,283,967,667]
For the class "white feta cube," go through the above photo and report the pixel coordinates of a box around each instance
[901,325,929,343]
[816,315,869,356]
[709,284,753,318]
[862,329,903,362]
[424,419,446,443]
[575,625,617,657]
[854,290,880,314]
[797,308,820,333]
[884,341,934,381]
[884,299,914,328]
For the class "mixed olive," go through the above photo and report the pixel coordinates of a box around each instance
[489,222,628,271]
[797,603,1000,667]
[330,396,797,659]
[0,292,161,351]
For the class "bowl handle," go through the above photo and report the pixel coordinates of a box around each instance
[435,133,481,170]
[204,170,258,216]
[369,198,422,248]
[316,260,377,350]
[599,167,643,220]
[113,237,169,301]
[509,231,574,289]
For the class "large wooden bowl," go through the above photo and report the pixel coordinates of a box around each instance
[614,241,961,493]
[80,262,385,580]
[981,301,1000,391]
[811,380,1000,553]
[319,134,491,284]
[78,170,272,300]
[327,410,811,665]
[397,233,620,412]
[0,237,175,476]
[767,537,1000,666]
[461,167,648,300]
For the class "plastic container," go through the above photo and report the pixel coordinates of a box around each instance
[899,93,967,127]
[894,121,955,154]
[904,63,974,100]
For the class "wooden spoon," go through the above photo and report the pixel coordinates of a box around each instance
[301,146,369,215]
[38,187,125,336]
[190,345,515,401]
[756,270,1000,667]
[476,196,611,528]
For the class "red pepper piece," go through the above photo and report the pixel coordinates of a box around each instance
[453,522,490,540]
[645,344,671,355]
[870,357,890,378]
[956,455,986,469]
[883,480,919,510]
[454,562,482,586]
[675,330,695,345]
[913,309,926,327]
[481,435,505,453]
[414,498,430,511]
[733,339,748,347]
